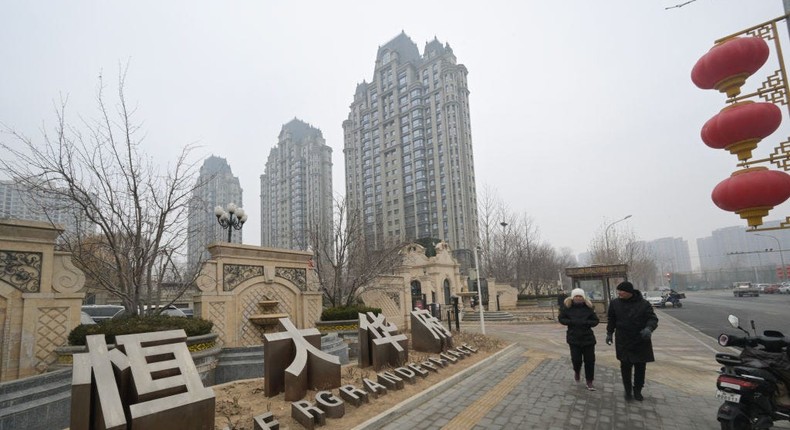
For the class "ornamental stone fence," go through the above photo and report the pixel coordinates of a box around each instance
[0,219,86,382]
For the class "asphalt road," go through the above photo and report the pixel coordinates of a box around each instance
[655,289,790,340]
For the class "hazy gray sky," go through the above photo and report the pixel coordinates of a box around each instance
[2,1,789,262]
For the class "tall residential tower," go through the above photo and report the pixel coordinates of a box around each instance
[260,119,333,250]
[187,156,243,268]
[343,33,479,254]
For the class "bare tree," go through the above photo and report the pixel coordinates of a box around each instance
[476,184,500,276]
[476,189,573,295]
[309,196,406,308]
[0,70,205,315]
[587,223,657,289]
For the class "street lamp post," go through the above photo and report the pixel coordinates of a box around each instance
[473,245,486,335]
[214,203,247,242]
[755,233,786,281]
[604,215,632,262]
[500,221,508,281]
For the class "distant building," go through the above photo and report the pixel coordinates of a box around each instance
[343,32,480,258]
[0,180,87,235]
[260,118,333,250]
[644,237,692,275]
[697,220,790,272]
[187,156,243,269]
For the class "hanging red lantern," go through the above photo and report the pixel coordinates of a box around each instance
[701,101,782,161]
[691,36,770,98]
[712,167,790,227]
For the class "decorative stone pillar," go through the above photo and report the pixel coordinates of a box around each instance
[0,220,85,381]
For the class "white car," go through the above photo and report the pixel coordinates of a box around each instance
[780,285,790,294]
[80,311,97,325]
[112,304,187,319]
[645,293,664,307]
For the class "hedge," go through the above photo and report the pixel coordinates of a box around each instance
[320,305,382,321]
[68,315,214,346]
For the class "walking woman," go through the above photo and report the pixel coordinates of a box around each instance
[558,288,600,391]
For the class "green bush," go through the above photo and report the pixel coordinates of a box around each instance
[320,305,381,321]
[68,315,214,346]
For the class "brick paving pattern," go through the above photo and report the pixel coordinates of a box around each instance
[357,311,790,430]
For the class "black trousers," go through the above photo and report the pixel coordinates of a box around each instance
[620,360,647,391]
[569,344,595,381]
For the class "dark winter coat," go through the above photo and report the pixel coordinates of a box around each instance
[558,298,599,346]
[606,290,659,363]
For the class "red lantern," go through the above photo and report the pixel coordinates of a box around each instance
[712,167,790,227]
[691,36,770,98]
[701,101,782,161]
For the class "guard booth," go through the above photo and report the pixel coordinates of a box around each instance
[564,264,628,318]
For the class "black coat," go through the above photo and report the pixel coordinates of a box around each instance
[558,299,599,346]
[606,290,659,363]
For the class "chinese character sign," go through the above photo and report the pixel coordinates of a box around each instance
[263,318,341,401]
[358,312,408,371]
[410,308,453,353]
[71,329,215,430]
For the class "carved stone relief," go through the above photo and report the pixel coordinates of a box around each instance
[224,264,265,291]
[0,250,42,293]
[275,267,307,291]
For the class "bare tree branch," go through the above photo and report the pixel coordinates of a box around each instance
[0,69,205,315]
[308,195,406,308]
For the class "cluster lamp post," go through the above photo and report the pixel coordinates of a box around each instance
[214,203,247,242]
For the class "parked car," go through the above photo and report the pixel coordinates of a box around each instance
[81,305,124,323]
[80,311,97,325]
[764,284,781,294]
[112,304,187,319]
[779,284,790,294]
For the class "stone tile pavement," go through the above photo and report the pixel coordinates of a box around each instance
[354,310,790,430]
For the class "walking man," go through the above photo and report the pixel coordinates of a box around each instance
[605,281,658,401]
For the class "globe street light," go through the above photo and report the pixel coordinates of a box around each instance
[604,215,632,262]
[755,233,786,281]
[214,203,247,243]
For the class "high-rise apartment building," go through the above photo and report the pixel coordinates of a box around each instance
[697,220,790,272]
[0,180,86,234]
[343,32,479,254]
[187,156,243,269]
[644,237,692,275]
[260,119,333,250]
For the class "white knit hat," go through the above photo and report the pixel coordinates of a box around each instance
[571,288,586,299]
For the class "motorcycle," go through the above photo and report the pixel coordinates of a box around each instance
[657,291,684,308]
[715,315,790,429]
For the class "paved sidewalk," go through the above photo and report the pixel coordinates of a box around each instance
[355,310,790,430]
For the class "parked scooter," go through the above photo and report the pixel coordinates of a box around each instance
[715,315,790,429]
